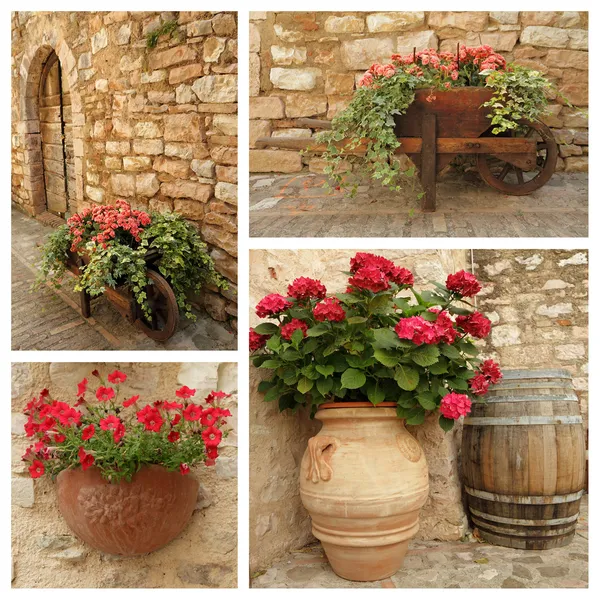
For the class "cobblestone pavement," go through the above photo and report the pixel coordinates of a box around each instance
[11,208,236,351]
[249,172,588,238]
[251,495,588,589]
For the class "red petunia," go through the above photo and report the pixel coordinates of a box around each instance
[168,430,180,443]
[456,311,491,339]
[175,386,196,399]
[100,415,122,432]
[202,426,222,448]
[82,424,95,441]
[205,446,219,466]
[180,463,190,475]
[313,297,346,322]
[29,460,45,479]
[287,277,327,301]
[446,270,482,297]
[280,318,308,341]
[123,395,139,408]
[255,293,292,318]
[91,370,100,378]
[78,447,95,471]
[183,404,202,422]
[205,391,228,404]
[107,370,127,384]
[250,328,269,352]
[53,433,66,443]
[171,414,182,427]
[136,405,164,432]
[77,378,88,396]
[200,407,218,427]
[96,386,115,402]
[163,401,183,411]
[113,423,126,444]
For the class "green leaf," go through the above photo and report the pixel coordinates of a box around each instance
[297,377,314,394]
[341,368,367,390]
[291,328,304,346]
[347,316,367,324]
[417,392,437,411]
[410,345,440,367]
[367,381,386,405]
[254,323,279,335]
[406,407,426,425]
[373,348,400,367]
[316,377,334,396]
[307,324,330,337]
[257,380,275,393]
[316,364,335,378]
[448,378,469,391]
[261,360,282,369]
[429,357,448,375]
[264,386,280,402]
[458,340,479,356]
[439,415,455,432]
[266,335,281,352]
[440,344,461,360]
[394,365,419,391]
[372,328,402,349]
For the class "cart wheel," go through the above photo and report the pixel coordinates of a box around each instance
[135,269,179,342]
[477,119,558,195]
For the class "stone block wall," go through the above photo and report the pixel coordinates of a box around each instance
[11,11,238,323]
[11,362,238,588]
[249,11,588,174]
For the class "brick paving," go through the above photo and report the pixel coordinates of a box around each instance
[249,172,588,238]
[11,207,236,351]
[251,495,588,589]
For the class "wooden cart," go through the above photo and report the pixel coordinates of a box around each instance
[256,88,558,212]
[66,249,179,342]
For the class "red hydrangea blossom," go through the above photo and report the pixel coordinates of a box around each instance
[440,392,472,420]
[395,311,457,346]
[313,297,346,322]
[469,359,503,396]
[469,373,490,396]
[446,270,482,297]
[456,311,491,339]
[480,359,503,384]
[287,277,327,301]
[348,266,390,293]
[256,293,292,318]
[280,318,309,341]
[349,253,414,290]
[250,328,269,351]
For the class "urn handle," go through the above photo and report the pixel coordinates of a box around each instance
[306,436,339,483]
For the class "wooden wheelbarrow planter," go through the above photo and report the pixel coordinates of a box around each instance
[256,88,558,212]
[66,249,179,342]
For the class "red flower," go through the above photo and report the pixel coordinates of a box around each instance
[395,316,437,345]
[107,370,127,384]
[250,328,269,352]
[480,359,503,384]
[255,293,292,318]
[180,463,190,475]
[53,433,66,443]
[280,318,308,341]
[171,414,182,426]
[313,297,346,322]
[168,430,180,443]
[136,406,164,432]
[96,386,115,402]
[77,378,88,396]
[205,446,219,466]
[123,395,139,408]
[163,401,183,411]
[82,424,95,441]
[183,404,202,422]
[446,270,482,297]
[456,312,491,339]
[175,386,196,399]
[39,388,50,398]
[78,447,95,471]
[469,373,490,396]
[202,426,222,448]
[350,252,394,274]
[388,266,414,286]
[431,310,457,345]
[91,370,100,378]
[29,460,45,479]
[348,266,390,293]
[206,391,228,404]
[200,407,218,427]
[58,407,82,427]
[100,415,122,432]
[440,393,472,420]
[287,277,327,301]
[113,423,126,444]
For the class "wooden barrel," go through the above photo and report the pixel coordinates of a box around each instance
[462,369,585,550]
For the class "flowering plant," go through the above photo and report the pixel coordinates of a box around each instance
[317,44,553,194]
[250,252,502,431]
[21,368,232,482]
[37,201,226,320]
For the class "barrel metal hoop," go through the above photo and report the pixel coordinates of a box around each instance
[464,416,582,426]
[469,507,579,526]
[471,517,577,537]
[495,369,573,381]
[465,486,584,505]
[482,394,579,403]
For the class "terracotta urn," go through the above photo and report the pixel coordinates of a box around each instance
[56,464,199,556]
[299,402,429,581]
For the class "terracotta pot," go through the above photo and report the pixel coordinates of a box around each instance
[56,465,199,556]
[299,402,429,581]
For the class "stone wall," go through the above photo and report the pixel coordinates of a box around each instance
[249,249,471,571]
[11,11,238,323]
[249,11,588,174]
[11,362,238,588]
[472,249,589,432]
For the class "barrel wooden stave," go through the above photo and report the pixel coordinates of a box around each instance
[462,369,585,550]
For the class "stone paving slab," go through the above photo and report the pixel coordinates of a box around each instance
[251,495,588,589]
[11,207,236,351]
[249,172,588,238]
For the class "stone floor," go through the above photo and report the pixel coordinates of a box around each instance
[11,207,236,350]
[251,495,588,589]
[249,171,588,238]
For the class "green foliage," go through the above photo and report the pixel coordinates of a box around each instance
[146,19,179,48]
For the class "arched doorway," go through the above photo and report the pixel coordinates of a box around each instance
[38,50,74,217]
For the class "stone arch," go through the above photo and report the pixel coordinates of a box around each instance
[17,32,85,216]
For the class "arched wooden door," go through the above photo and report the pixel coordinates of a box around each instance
[39,51,74,217]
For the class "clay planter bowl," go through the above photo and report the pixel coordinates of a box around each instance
[300,402,429,581]
[56,465,199,556]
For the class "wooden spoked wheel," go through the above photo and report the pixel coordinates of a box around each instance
[135,269,179,342]
[477,119,558,195]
